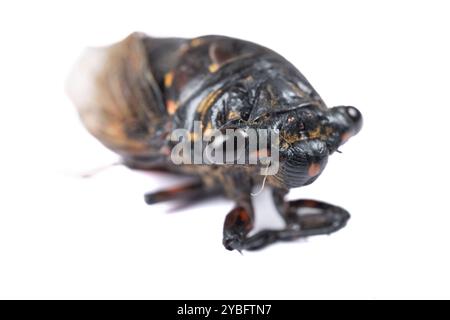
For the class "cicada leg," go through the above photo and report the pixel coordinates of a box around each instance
[222,197,255,252]
[144,181,220,204]
[228,190,350,251]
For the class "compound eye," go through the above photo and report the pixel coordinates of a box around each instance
[345,106,361,122]
[344,106,363,134]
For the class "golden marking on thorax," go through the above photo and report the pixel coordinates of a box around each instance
[197,90,222,121]
[208,63,220,73]
[281,133,301,145]
[190,38,204,47]
[166,100,178,115]
[228,111,239,119]
[164,72,174,88]
[308,127,321,139]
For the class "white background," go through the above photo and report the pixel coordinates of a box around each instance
[0,0,449,299]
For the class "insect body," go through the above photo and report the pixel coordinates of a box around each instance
[68,33,362,251]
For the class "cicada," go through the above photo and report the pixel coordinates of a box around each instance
[68,33,362,251]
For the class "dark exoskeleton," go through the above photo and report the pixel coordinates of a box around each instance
[68,33,362,251]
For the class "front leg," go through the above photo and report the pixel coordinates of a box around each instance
[226,189,351,251]
[272,188,350,239]
[240,189,350,250]
[223,196,255,251]
[221,172,257,251]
